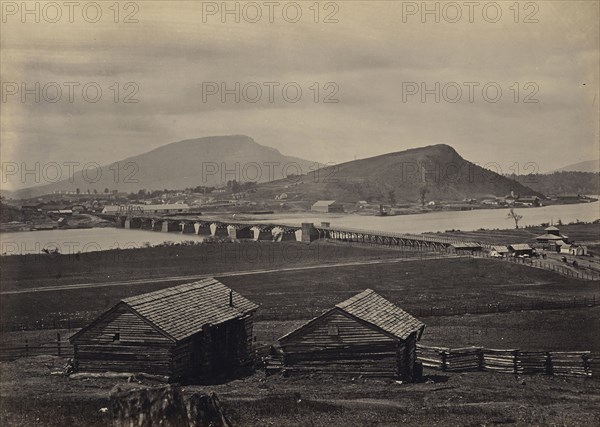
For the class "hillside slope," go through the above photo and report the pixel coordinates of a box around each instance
[258,144,543,203]
[12,135,315,199]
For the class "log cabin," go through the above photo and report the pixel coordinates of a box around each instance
[274,289,425,381]
[69,278,258,381]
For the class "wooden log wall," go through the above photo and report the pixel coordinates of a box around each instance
[71,304,174,377]
[278,311,418,378]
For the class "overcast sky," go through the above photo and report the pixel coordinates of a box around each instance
[1,1,598,190]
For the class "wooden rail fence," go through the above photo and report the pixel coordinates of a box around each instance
[417,344,596,378]
[0,333,73,361]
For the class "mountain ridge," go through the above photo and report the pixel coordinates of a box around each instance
[11,135,316,199]
[553,159,600,173]
[9,137,543,203]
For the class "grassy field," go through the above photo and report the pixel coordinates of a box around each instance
[253,307,600,352]
[0,241,403,292]
[2,254,599,345]
[2,239,600,426]
[1,355,599,427]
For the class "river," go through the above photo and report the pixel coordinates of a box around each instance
[254,201,600,233]
[0,227,206,256]
[1,201,598,255]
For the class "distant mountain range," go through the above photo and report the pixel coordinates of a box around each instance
[554,159,600,173]
[511,171,599,196]
[10,135,316,199]
[8,137,548,202]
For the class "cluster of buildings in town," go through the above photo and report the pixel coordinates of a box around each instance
[488,225,588,258]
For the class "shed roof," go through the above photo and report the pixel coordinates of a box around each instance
[535,233,564,241]
[312,200,338,207]
[280,289,424,343]
[509,244,533,251]
[545,226,560,231]
[491,245,510,253]
[451,243,482,250]
[71,278,258,342]
[139,204,190,210]
[336,289,425,340]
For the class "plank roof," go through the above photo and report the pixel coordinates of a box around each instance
[121,278,258,341]
[312,200,338,207]
[336,289,425,340]
[535,233,564,241]
[451,242,482,250]
[279,289,424,343]
[509,243,533,251]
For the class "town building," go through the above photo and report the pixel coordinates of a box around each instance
[490,246,510,257]
[569,245,588,256]
[69,279,258,381]
[274,289,425,381]
[535,226,569,249]
[517,196,541,207]
[311,200,345,213]
[508,243,534,257]
[102,204,190,215]
[451,242,482,254]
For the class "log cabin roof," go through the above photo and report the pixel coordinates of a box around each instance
[279,289,424,343]
[71,278,258,342]
[335,289,425,340]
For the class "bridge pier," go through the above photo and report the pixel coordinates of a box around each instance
[272,226,297,242]
[162,220,179,232]
[227,225,253,239]
[301,223,319,243]
[210,223,229,238]
[124,217,142,229]
[251,226,272,241]
[180,222,195,233]
[115,216,126,228]
[194,222,211,235]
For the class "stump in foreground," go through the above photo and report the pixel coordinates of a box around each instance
[110,385,231,427]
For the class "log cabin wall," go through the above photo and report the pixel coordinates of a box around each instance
[170,337,194,380]
[279,310,404,376]
[397,332,417,381]
[71,304,174,377]
[237,315,254,366]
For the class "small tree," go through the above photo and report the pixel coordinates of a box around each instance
[388,189,396,207]
[507,208,523,229]
[419,186,429,207]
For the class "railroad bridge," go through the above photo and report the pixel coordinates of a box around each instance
[109,214,479,252]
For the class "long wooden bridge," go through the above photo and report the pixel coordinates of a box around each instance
[105,213,482,252]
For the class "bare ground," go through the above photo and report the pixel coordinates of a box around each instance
[1,355,599,426]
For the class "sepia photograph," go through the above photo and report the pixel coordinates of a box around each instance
[1,1,599,425]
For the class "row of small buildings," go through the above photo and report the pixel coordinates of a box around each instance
[69,280,424,382]
[488,226,588,258]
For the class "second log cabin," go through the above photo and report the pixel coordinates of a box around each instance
[274,289,425,381]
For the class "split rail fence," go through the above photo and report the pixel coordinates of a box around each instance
[0,333,73,361]
[417,344,597,378]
